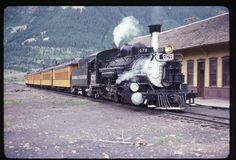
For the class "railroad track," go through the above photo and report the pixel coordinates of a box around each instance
[29,86,230,130]
[159,111,229,130]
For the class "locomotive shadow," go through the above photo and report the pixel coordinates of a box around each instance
[89,97,166,115]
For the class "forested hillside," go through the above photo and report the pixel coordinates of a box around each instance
[4,6,228,71]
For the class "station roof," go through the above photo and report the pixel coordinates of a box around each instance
[129,12,229,51]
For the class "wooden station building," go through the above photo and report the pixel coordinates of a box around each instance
[129,13,229,99]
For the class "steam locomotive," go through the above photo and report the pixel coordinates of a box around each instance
[25,24,196,110]
[71,25,196,110]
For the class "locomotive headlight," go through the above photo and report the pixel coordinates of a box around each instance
[130,83,139,92]
[164,45,174,54]
[131,92,144,105]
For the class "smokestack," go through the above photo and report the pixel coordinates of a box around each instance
[148,24,161,52]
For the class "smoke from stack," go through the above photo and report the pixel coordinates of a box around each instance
[113,16,142,48]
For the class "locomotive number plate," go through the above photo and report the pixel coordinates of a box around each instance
[139,48,148,53]
[162,54,174,61]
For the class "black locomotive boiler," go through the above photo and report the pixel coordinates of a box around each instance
[71,25,196,110]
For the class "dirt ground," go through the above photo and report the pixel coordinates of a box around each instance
[4,83,230,158]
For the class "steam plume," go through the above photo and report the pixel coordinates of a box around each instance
[113,16,141,47]
[116,58,147,84]
[116,71,136,84]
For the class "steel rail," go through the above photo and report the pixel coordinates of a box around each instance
[164,111,229,126]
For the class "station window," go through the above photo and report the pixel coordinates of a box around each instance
[222,56,229,86]
[187,60,194,85]
[209,58,217,86]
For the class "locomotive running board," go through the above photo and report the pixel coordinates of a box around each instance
[155,107,186,110]
[147,105,157,108]
[148,105,186,110]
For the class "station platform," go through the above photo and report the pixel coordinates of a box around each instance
[191,97,230,109]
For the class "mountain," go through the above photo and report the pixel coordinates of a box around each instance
[4,6,228,71]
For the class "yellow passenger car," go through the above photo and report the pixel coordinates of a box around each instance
[32,71,41,86]
[52,61,78,88]
[41,68,53,87]
[24,74,29,84]
[26,72,35,86]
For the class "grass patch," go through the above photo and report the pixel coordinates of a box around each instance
[4,99,22,106]
[4,76,25,83]
[4,120,11,129]
[63,99,90,106]
[4,69,26,84]
[50,99,92,106]
[153,135,182,145]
